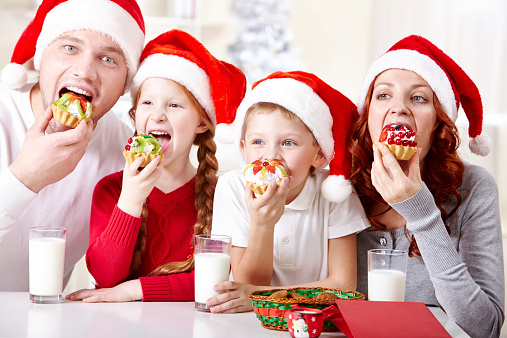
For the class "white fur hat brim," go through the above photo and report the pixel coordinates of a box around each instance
[357,49,457,121]
[34,0,144,90]
[233,77,334,168]
[131,53,215,125]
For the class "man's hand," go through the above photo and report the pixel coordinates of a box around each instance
[9,107,93,193]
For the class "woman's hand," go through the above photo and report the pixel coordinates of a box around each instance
[117,156,163,216]
[66,279,143,303]
[244,177,290,230]
[205,281,265,314]
[371,143,423,204]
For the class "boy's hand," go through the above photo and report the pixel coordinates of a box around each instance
[117,156,163,216]
[206,281,263,313]
[245,177,290,230]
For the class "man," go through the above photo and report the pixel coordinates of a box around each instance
[0,0,145,291]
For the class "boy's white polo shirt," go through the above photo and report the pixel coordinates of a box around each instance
[212,169,369,286]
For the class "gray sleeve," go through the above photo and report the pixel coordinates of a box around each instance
[390,168,504,338]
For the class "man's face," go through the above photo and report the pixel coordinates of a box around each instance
[38,30,129,132]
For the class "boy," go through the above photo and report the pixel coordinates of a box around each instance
[209,71,369,313]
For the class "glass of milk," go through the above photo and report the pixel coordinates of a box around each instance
[194,234,231,312]
[367,249,407,302]
[29,227,66,304]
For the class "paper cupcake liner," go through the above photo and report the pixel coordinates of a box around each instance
[246,181,282,195]
[377,142,417,161]
[52,105,90,129]
[123,151,163,168]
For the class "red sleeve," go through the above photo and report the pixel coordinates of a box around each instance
[139,270,195,302]
[86,172,143,288]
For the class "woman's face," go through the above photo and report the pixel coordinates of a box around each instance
[368,69,437,161]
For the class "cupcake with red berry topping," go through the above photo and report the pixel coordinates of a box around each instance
[123,134,164,168]
[244,159,288,195]
[377,124,417,160]
[52,92,92,128]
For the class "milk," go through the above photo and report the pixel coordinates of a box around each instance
[29,237,66,296]
[194,253,231,304]
[368,269,406,301]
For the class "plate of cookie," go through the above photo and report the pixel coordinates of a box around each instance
[248,287,365,332]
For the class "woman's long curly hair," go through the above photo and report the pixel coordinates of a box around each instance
[349,79,465,257]
[127,80,217,277]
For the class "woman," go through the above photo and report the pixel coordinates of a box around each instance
[350,35,504,338]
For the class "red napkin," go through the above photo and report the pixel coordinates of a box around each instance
[333,300,452,338]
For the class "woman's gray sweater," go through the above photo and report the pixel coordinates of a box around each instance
[356,163,505,338]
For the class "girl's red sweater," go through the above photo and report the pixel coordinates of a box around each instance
[86,171,196,301]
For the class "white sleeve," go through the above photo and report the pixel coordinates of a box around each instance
[328,188,369,238]
[0,168,37,239]
[211,170,251,248]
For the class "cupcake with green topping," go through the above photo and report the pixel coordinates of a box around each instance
[123,134,164,168]
[52,92,92,128]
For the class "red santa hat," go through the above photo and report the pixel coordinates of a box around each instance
[131,30,246,135]
[357,35,491,156]
[0,0,145,91]
[233,71,358,203]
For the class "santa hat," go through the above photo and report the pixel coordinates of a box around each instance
[357,35,491,156]
[131,29,246,137]
[1,0,145,91]
[233,71,358,203]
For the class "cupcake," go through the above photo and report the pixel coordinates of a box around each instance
[377,124,417,160]
[244,159,288,194]
[51,92,92,128]
[123,134,164,168]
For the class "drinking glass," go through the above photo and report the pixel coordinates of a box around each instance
[29,227,66,304]
[194,234,231,312]
[367,249,407,302]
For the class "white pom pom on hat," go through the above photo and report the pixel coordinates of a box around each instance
[357,35,491,157]
[214,123,236,144]
[0,63,28,89]
[321,175,353,204]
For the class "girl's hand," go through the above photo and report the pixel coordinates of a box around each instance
[206,281,264,314]
[117,156,163,216]
[244,177,290,230]
[66,279,143,303]
[371,143,423,204]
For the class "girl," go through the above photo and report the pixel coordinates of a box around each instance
[351,35,504,337]
[67,30,246,302]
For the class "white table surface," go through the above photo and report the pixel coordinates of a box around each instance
[0,292,469,338]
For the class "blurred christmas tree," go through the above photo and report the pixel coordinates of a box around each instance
[228,0,305,86]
